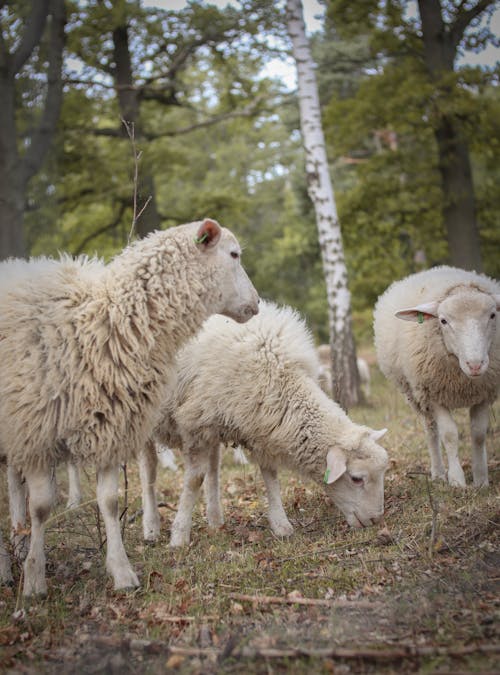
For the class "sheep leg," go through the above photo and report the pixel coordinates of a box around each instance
[423,417,446,481]
[0,530,13,585]
[23,467,55,597]
[66,461,82,509]
[8,465,29,561]
[204,443,224,529]
[138,439,161,542]
[170,452,206,547]
[470,401,489,488]
[260,466,294,537]
[96,465,139,590]
[433,404,466,487]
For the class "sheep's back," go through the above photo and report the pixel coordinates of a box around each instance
[174,302,320,451]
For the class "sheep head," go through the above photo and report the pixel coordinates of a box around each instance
[323,428,388,529]
[395,289,500,378]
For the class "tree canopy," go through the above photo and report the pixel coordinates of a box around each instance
[3,0,498,345]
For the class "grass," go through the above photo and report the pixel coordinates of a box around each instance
[0,365,499,674]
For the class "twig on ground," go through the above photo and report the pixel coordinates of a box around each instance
[229,592,382,608]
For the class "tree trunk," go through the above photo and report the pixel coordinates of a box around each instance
[418,0,483,272]
[112,22,160,238]
[0,80,26,259]
[286,0,360,410]
[434,118,482,271]
[0,0,65,261]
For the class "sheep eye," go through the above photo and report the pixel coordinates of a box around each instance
[350,475,364,486]
[230,251,239,259]
[440,318,447,325]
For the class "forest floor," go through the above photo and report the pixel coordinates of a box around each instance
[0,365,499,674]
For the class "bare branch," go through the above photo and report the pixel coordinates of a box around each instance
[121,118,152,242]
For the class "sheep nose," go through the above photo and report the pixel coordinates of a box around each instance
[466,360,484,376]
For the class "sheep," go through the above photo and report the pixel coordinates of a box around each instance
[0,218,259,596]
[317,344,371,400]
[141,301,388,547]
[373,265,500,488]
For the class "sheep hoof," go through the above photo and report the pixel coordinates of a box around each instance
[270,520,294,537]
[23,578,47,598]
[170,530,191,548]
[448,468,466,488]
[112,569,140,591]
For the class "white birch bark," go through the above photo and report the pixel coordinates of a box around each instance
[286,0,359,409]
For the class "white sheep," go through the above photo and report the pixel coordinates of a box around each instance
[0,218,258,596]
[143,301,388,547]
[317,344,371,400]
[373,265,500,487]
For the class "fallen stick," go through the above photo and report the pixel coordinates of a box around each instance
[229,592,381,608]
[89,636,500,662]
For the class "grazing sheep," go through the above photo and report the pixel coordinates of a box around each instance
[144,302,388,547]
[374,265,500,487]
[317,344,371,400]
[0,219,258,595]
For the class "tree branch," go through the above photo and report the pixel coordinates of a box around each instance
[144,95,267,139]
[11,0,50,75]
[73,201,128,255]
[450,0,496,48]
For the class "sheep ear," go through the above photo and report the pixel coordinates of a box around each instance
[195,219,221,248]
[370,427,387,442]
[395,301,439,322]
[324,448,347,484]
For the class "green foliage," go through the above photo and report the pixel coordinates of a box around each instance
[20,0,500,345]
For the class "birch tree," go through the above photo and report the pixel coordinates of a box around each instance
[285,0,360,409]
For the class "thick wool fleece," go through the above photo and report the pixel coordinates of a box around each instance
[156,302,380,484]
[0,225,239,472]
[374,266,500,415]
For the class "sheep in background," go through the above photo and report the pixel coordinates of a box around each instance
[144,302,388,547]
[374,265,499,487]
[0,219,258,596]
[317,344,371,400]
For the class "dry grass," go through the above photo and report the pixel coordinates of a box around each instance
[0,367,499,674]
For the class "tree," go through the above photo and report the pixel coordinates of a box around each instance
[417,0,497,272]
[59,0,279,247]
[0,0,66,260]
[328,0,499,273]
[286,0,360,409]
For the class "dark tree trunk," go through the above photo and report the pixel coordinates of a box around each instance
[0,0,66,261]
[0,80,25,258]
[417,0,494,272]
[434,117,482,271]
[112,23,160,237]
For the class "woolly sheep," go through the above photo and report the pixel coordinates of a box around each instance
[0,219,258,596]
[143,301,388,547]
[317,344,371,400]
[374,265,500,487]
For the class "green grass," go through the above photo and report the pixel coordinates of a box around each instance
[1,366,499,673]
